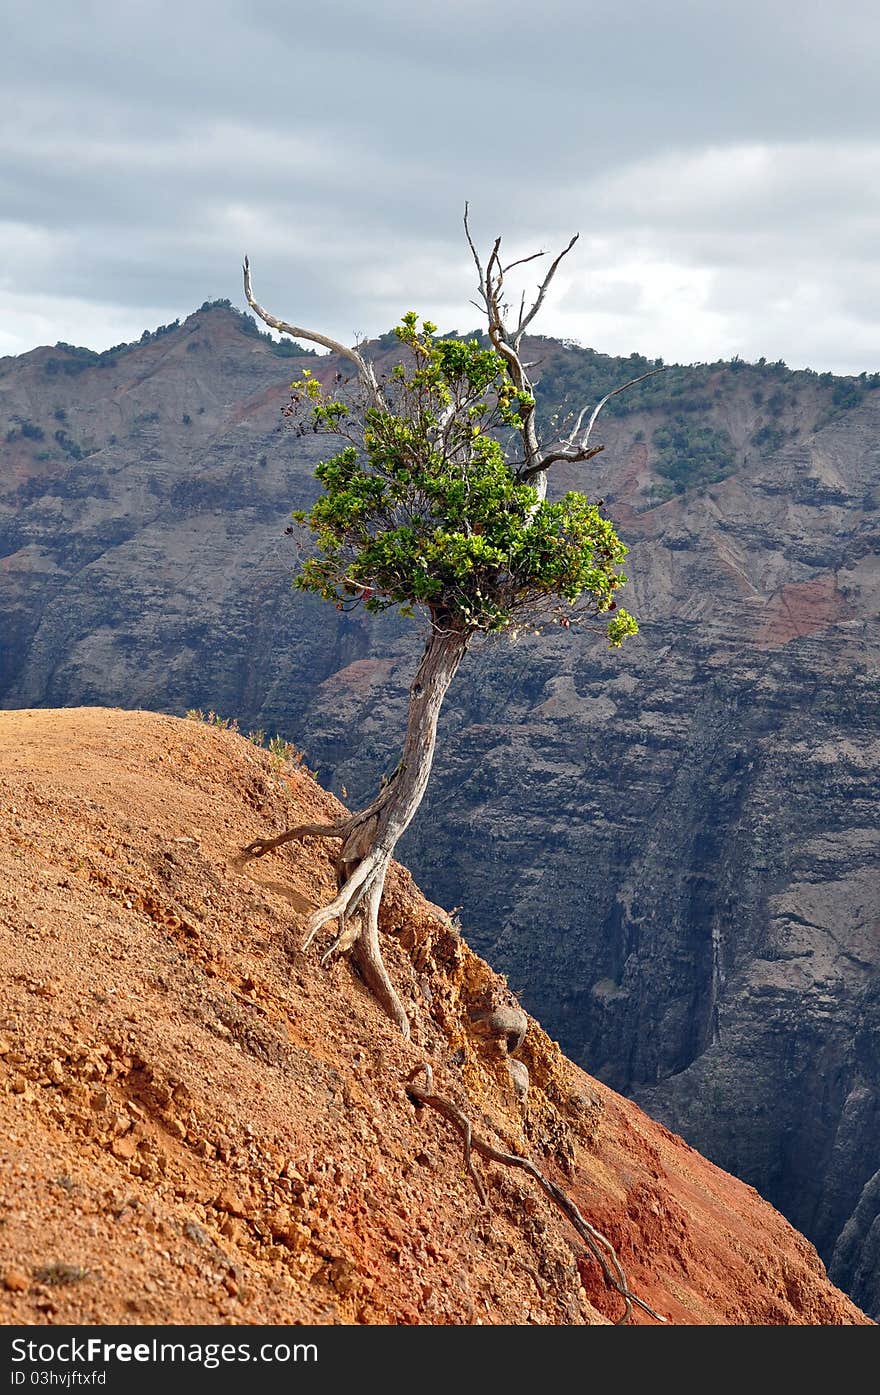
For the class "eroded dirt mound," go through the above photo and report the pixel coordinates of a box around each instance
[0,709,868,1325]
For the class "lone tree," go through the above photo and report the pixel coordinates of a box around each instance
[242,210,659,1037]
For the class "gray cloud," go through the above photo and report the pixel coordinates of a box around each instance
[2,1,878,372]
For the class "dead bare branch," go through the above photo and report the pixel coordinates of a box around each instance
[519,367,666,482]
[406,1063,668,1325]
[463,203,487,307]
[576,367,666,451]
[502,249,546,274]
[514,233,579,345]
[519,444,605,481]
[242,256,384,409]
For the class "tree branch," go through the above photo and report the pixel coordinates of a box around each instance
[519,444,605,481]
[518,367,665,482]
[463,203,487,309]
[575,367,666,450]
[242,256,384,410]
[514,233,579,345]
[241,821,348,861]
[502,249,546,274]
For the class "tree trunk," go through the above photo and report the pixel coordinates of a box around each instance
[253,625,471,1037]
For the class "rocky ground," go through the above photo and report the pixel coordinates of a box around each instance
[0,708,868,1326]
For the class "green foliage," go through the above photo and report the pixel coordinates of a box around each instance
[652,417,735,494]
[5,417,45,443]
[290,316,635,645]
[831,380,863,410]
[750,422,787,454]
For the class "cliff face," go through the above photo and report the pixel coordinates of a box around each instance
[0,708,867,1325]
[398,403,880,1308]
[1,310,878,1312]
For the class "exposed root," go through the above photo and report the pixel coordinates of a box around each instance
[239,629,468,1037]
[243,817,411,1038]
[241,821,347,860]
[406,1063,667,1325]
[352,869,410,1038]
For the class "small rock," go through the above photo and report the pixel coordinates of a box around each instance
[268,1206,292,1236]
[215,1188,247,1217]
[9,1075,27,1095]
[327,1257,363,1296]
[282,1223,312,1253]
[111,1135,138,1162]
[471,1004,529,1054]
[3,1270,29,1293]
[506,1059,530,1099]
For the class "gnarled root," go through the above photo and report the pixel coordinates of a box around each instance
[303,843,410,1039]
[242,814,410,1038]
[240,628,469,1038]
[406,1063,667,1325]
[241,820,348,861]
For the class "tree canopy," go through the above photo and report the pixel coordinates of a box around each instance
[290,312,638,645]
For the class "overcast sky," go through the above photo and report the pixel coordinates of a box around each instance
[3,0,879,372]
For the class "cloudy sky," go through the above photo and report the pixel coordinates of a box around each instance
[3,0,879,372]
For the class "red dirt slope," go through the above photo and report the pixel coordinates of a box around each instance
[0,709,868,1326]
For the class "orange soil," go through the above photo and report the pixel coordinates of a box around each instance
[0,709,868,1326]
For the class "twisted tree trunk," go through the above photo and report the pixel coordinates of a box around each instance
[245,625,470,1036]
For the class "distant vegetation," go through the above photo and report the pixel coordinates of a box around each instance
[41,301,317,379]
[652,420,735,495]
[44,320,183,377]
[524,339,880,498]
[5,417,45,443]
[19,307,880,502]
[198,300,317,358]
